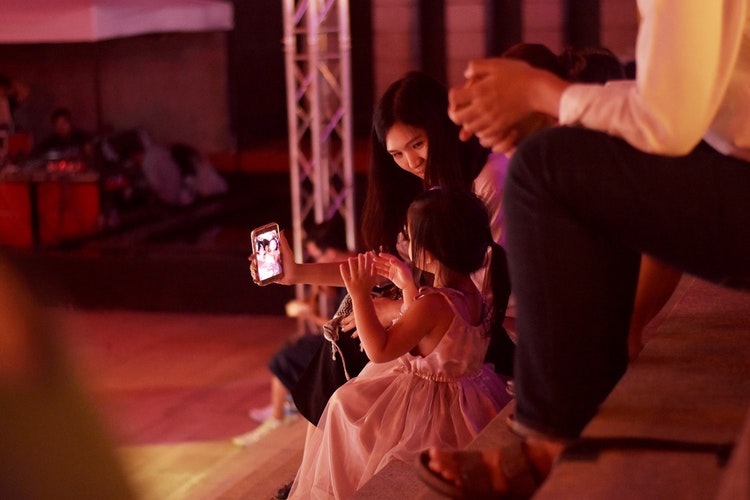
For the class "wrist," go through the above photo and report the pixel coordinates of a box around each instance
[528,68,569,119]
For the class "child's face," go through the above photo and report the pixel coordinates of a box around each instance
[385,122,428,179]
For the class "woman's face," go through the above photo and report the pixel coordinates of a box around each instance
[385,122,429,179]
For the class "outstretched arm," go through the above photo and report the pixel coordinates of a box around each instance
[249,230,344,287]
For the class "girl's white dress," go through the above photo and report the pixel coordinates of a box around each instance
[288,287,512,499]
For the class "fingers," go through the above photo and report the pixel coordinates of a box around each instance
[248,254,259,283]
[449,85,504,142]
[488,129,520,155]
[356,252,375,276]
[476,127,518,154]
[341,252,376,289]
[373,253,401,280]
[339,261,351,287]
[451,57,536,149]
[448,84,472,115]
[458,128,475,142]
[278,230,293,256]
[339,313,356,332]
[463,58,495,80]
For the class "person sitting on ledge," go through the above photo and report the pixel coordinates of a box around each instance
[418,1,750,498]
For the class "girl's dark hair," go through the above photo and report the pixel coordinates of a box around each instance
[360,71,488,252]
[407,189,511,355]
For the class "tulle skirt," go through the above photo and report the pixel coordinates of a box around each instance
[288,359,511,499]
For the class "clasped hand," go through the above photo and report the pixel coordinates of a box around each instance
[448,57,562,155]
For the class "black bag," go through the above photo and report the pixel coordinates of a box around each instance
[290,284,401,426]
[290,322,369,426]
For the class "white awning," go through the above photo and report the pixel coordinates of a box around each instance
[0,0,234,43]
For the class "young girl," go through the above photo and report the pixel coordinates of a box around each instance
[287,189,512,499]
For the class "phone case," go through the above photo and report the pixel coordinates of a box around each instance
[251,222,284,285]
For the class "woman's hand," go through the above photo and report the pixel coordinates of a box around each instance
[373,252,413,291]
[249,230,297,285]
[248,252,260,284]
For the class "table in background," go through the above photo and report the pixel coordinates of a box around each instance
[0,167,100,249]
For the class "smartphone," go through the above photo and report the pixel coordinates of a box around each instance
[251,222,284,285]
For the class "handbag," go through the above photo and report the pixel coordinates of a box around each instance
[291,283,401,426]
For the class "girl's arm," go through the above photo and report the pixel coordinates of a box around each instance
[373,252,418,309]
[341,253,450,362]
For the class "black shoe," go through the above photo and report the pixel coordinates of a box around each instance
[274,481,293,499]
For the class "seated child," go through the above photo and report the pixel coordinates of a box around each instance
[288,189,513,498]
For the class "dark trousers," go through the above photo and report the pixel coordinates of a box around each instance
[504,126,750,440]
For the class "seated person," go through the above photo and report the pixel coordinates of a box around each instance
[33,107,94,165]
[419,2,750,498]
[114,130,226,207]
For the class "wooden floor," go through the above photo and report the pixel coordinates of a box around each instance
[55,308,309,499]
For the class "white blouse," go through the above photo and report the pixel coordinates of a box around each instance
[559,0,750,161]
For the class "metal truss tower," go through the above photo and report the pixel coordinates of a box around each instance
[282,0,355,320]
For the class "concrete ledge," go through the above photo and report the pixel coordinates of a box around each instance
[537,277,750,499]
[354,276,750,499]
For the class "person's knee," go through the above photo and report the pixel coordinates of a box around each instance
[508,127,620,211]
[511,127,593,179]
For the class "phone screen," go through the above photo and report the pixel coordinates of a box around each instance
[252,223,284,285]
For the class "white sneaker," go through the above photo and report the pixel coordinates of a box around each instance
[232,415,298,447]
[284,398,299,417]
[249,400,299,423]
[249,404,274,423]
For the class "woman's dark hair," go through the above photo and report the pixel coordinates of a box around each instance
[407,189,511,350]
[360,71,488,252]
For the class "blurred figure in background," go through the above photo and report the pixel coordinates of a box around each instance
[0,255,135,499]
[33,107,94,166]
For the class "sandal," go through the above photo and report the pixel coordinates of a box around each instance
[417,443,541,499]
[273,480,293,499]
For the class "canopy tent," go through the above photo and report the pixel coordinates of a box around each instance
[0,0,235,151]
[0,0,233,43]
